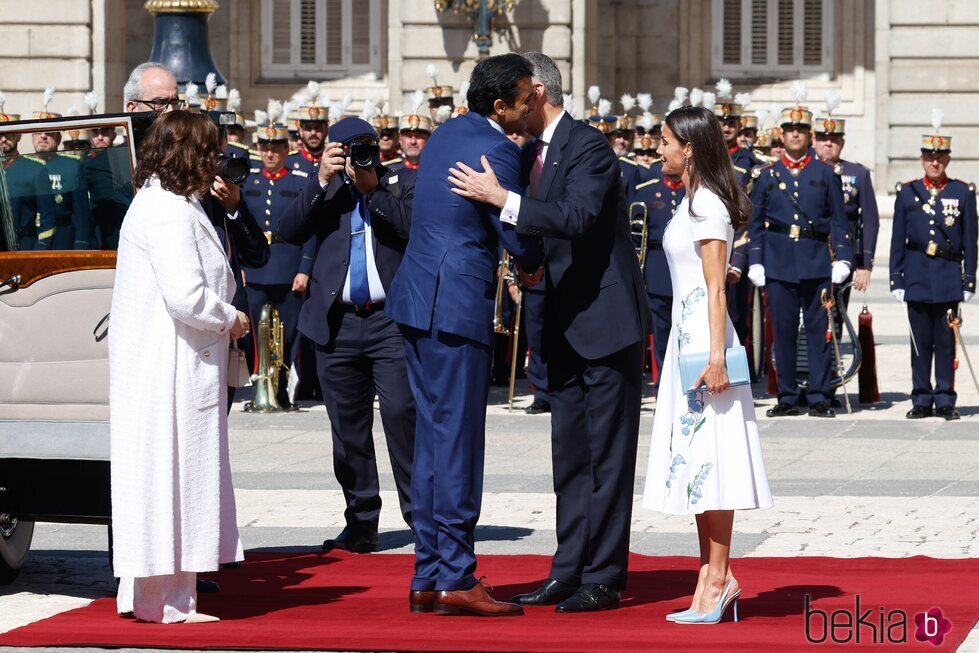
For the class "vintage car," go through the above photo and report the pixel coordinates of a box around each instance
[0,111,151,582]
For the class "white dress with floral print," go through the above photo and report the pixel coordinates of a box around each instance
[642,188,774,515]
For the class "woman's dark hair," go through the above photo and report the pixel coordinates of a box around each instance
[467,53,534,115]
[133,111,221,199]
[665,106,752,230]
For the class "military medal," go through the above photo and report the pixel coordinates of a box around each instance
[54,194,63,204]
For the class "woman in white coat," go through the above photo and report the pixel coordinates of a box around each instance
[109,111,250,624]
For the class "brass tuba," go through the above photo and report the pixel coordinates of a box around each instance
[629,201,649,270]
[244,303,286,413]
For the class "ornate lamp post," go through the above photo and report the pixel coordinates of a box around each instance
[145,0,226,87]
[434,0,516,58]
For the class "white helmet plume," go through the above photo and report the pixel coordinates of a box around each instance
[735,92,751,108]
[791,81,808,105]
[689,87,704,108]
[824,90,841,116]
[426,64,439,86]
[215,84,228,100]
[673,86,689,104]
[184,82,199,104]
[227,89,241,113]
[205,72,217,95]
[932,108,944,132]
[267,99,283,124]
[254,109,269,127]
[715,78,733,100]
[84,91,99,113]
[637,93,652,112]
[620,94,636,114]
[410,89,426,114]
[702,92,716,110]
[597,98,612,118]
[587,85,601,106]
[42,87,55,109]
[306,81,320,101]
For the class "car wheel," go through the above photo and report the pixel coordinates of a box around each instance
[0,515,34,584]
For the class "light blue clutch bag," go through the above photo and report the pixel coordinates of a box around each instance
[678,345,751,392]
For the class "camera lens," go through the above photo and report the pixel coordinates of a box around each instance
[349,142,380,169]
[215,154,249,185]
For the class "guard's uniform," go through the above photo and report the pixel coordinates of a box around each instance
[35,152,92,250]
[632,162,685,374]
[242,163,316,406]
[890,176,977,414]
[748,151,851,408]
[727,143,763,343]
[286,146,322,176]
[85,146,133,249]
[3,153,52,250]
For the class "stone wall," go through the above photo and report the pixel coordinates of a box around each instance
[878,0,979,188]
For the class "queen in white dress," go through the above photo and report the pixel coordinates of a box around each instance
[642,106,773,625]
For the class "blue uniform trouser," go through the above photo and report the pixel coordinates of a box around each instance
[767,277,832,405]
[726,275,751,345]
[401,325,491,592]
[523,288,548,401]
[647,292,672,377]
[907,300,959,409]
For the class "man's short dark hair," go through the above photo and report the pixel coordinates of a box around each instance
[466,54,534,116]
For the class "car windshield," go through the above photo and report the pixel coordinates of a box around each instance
[0,114,142,252]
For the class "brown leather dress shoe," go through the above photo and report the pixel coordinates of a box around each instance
[409,590,436,613]
[435,580,524,617]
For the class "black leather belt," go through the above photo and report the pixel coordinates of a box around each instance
[765,221,829,242]
[337,301,385,317]
[647,239,663,250]
[907,240,963,262]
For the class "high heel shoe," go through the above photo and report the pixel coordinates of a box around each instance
[673,579,741,625]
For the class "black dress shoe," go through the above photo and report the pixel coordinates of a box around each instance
[554,583,621,613]
[196,577,220,593]
[322,526,379,553]
[936,406,960,421]
[808,402,836,418]
[906,406,933,419]
[510,578,577,605]
[829,397,842,409]
[766,403,800,417]
[525,399,551,415]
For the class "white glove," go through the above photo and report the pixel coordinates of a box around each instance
[892,289,905,303]
[965,291,975,303]
[831,261,852,285]
[747,264,766,287]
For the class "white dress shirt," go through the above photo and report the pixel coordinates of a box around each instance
[321,176,386,303]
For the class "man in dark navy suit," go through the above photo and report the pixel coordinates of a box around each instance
[450,52,649,614]
[890,127,977,420]
[386,54,543,617]
[747,101,852,418]
[278,117,417,552]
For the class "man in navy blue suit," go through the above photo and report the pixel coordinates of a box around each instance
[385,54,544,617]
[449,52,649,614]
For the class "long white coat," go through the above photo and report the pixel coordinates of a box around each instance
[109,177,243,578]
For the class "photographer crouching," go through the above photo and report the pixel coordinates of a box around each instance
[278,118,416,553]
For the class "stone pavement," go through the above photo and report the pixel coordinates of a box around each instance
[1,218,978,650]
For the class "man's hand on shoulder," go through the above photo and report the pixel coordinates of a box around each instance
[448,155,509,209]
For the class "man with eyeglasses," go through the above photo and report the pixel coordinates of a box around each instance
[123,62,185,114]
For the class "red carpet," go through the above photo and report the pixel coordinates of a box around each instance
[2,552,977,652]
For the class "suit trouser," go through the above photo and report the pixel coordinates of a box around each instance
[726,274,751,345]
[547,336,644,589]
[767,277,833,405]
[401,325,491,592]
[245,283,302,405]
[907,300,959,409]
[315,309,415,531]
[523,288,549,400]
[647,292,672,376]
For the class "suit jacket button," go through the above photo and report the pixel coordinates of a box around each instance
[331,290,337,295]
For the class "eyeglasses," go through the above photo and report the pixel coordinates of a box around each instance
[133,98,185,112]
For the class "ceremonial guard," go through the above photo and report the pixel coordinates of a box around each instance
[740,112,759,149]
[225,89,251,159]
[632,159,685,375]
[747,84,852,418]
[714,82,763,345]
[889,112,977,421]
[425,65,455,127]
[241,107,316,408]
[31,92,92,250]
[287,83,329,175]
[813,92,880,299]
[388,91,431,172]
[0,100,52,250]
[83,92,133,249]
[372,110,402,165]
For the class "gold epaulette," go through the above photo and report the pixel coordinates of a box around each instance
[635,178,660,190]
[23,154,45,164]
[732,164,747,174]
[291,169,308,178]
[288,149,299,156]
[227,141,249,151]
[58,151,84,161]
[638,161,650,169]
[248,149,261,159]
[619,156,638,166]
[382,157,402,167]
